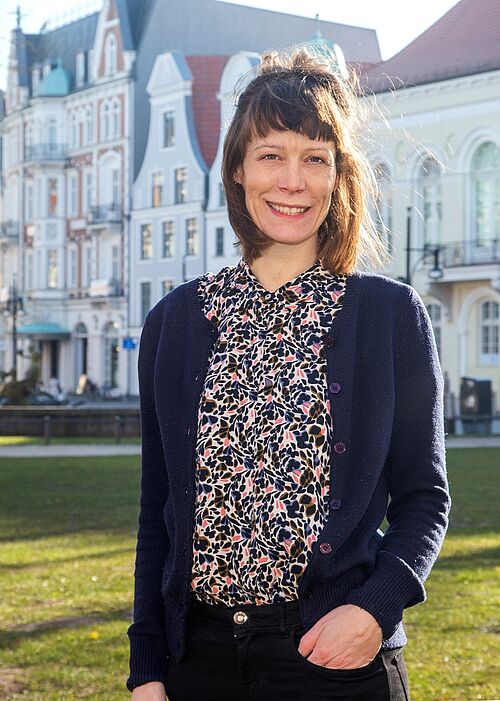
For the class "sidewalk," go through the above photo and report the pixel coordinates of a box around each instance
[1,436,500,457]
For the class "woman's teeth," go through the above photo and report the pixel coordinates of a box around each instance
[268,203,308,215]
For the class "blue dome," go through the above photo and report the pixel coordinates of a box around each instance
[39,59,70,97]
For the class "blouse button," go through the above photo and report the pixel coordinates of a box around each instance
[329,382,341,394]
[330,498,342,510]
[334,442,346,454]
[319,542,332,555]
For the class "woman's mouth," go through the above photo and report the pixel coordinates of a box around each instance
[267,201,311,217]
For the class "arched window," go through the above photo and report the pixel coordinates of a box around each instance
[417,156,442,247]
[480,300,499,365]
[373,161,393,253]
[471,142,500,246]
[105,33,118,76]
[426,302,442,358]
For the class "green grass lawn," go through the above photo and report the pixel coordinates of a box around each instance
[0,450,498,700]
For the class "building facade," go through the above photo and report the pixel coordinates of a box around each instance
[362,0,500,423]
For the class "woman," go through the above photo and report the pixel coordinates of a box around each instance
[126,47,451,700]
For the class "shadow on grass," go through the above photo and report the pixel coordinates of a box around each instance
[0,457,141,542]
[0,546,135,570]
[435,543,500,571]
[0,606,132,651]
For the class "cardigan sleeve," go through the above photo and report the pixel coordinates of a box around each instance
[126,315,170,692]
[345,284,451,640]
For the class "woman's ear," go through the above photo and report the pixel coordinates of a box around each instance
[234,167,243,185]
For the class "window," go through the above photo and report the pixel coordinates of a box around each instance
[26,252,34,289]
[76,52,86,87]
[418,157,442,247]
[68,173,78,216]
[152,173,164,207]
[48,118,57,145]
[162,279,174,296]
[162,221,174,257]
[111,98,121,138]
[427,303,442,358]
[174,167,187,204]
[480,300,499,365]
[48,178,58,215]
[102,101,110,140]
[68,248,77,288]
[83,107,93,145]
[471,142,500,245]
[69,113,79,148]
[25,181,33,221]
[112,245,120,283]
[112,168,120,206]
[47,250,58,288]
[83,246,93,287]
[140,282,151,324]
[46,223,57,241]
[105,33,118,76]
[186,218,198,256]
[215,226,224,256]
[83,171,92,213]
[163,111,175,148]
[87,49,94,82]
[373,161,393,252]
[219,183,226,207]
[140,223,153,259]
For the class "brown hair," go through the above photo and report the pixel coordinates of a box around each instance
[221,46,389,274]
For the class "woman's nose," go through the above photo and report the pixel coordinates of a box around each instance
[278,162,306,191]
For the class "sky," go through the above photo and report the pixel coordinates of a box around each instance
[0,0,460,89]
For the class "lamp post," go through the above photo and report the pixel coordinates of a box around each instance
[404,205,444,286]
[1,273,24,376]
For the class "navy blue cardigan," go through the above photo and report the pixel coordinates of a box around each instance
[126,269,451,692]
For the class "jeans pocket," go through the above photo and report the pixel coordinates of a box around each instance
[287,626,383,680]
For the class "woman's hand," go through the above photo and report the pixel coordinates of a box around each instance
[297,604,383,669]
[131,681,167,700]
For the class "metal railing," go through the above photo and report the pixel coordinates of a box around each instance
[88,203,122,223]
[24,143,68,161]
[435,240,500,268]
[0,414,139,444]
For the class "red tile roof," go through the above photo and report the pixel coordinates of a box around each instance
[362,0,500,93]
[185,55,230,169]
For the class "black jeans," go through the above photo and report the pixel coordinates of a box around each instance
[164,595,411,701]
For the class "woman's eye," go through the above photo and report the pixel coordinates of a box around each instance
[261,153,279,160]
[308,155,325,163]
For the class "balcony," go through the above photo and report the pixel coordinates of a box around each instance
[24,143,68,162]
[0,220,20,245]
[422,239,500,287]
[88,278,121,299]
[88,203,122,228]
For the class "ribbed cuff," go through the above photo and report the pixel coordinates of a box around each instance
[126,634,169,692]
[345,551,425,640]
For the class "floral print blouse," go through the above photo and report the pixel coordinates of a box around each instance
[190,256,347,605]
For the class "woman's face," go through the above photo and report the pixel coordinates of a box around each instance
[235,129,337,250]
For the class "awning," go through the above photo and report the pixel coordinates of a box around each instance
[17,323,71,340]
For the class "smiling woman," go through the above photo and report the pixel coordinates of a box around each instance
[127,46,450,701]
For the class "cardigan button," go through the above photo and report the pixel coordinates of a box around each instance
[321,333,335,347]
[303,588,313,600]
[319,542,332,555]
[329,382,341,394]
[334,442,346,454]
[330,498,342,510]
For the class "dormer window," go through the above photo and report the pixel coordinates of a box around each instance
[105,33,117,76]
[76,52,86,87]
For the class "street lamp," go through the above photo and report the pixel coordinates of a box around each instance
[1,273,24,376]
[404,206,444,286]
